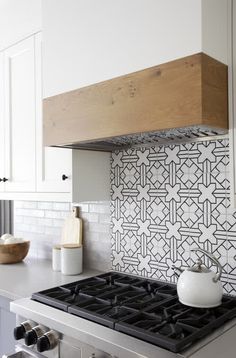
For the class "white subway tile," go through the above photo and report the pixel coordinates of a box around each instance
[22,201,38,209]
[15,208,45,218]
[99,214,110,224]
[37,202,53,210]
[37,247,52,260]
[29,225,45,234]
[76,203,89,213]
[52,219,65,228]
[89,203,110,214]
[15,208,27,216]
[13,223,31,232]
[37,218,53,226]
[98,232,110,243]
[81,213,99,223]
[88,222,110,234]
[83,232,100,244]
[44,210,63,219]
[14,201,27,208]
[60,211,70,219]
[14,215,24,224]
[53,202,70,211]
[23,216,39,225]
[45,227,61,236]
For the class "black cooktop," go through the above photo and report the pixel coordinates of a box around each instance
[32,272,236,353]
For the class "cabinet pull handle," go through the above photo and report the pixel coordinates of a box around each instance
[62,174,68,181]
[2,177,8,182]
[0,178,2,182]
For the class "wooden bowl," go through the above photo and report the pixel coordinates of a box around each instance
[0,241,30,264]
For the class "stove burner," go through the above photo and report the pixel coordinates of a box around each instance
[32,272,236,353]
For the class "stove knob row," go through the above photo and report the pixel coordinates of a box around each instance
[14,322,59,352]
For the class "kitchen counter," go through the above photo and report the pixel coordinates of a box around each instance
[0,257,103,300]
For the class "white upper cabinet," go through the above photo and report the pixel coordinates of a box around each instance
[0,32,110,202]
[3,36,36,192]
[34,33,72,194]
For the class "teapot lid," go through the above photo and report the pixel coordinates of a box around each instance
[188,258,211,273]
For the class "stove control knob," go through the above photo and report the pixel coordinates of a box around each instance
[25,325,47,346]
[14,321,35,340]
[25,330,38,346]
[37,335,50,352]
[14,326,26,340]
[37,330,59,352]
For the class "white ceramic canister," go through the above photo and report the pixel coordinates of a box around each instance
[61,244,83,275]
[52,245,61,271]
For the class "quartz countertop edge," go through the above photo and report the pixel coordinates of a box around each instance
[0,257,104,300]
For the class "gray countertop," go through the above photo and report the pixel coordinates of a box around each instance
[0,257,103,300]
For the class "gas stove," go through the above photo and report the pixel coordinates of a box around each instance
[30,272,236,354]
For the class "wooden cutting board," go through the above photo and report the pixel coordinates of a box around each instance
[61,207,83,246]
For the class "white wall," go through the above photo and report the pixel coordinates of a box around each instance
[42,0,202,97]
[202,0,229,64]
[0,0,229,95]
[0,0,41,51]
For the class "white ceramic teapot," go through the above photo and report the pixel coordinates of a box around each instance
[174,248,223,308]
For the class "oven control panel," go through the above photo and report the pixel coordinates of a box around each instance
[14,321,59,352]
[14,319,114,358]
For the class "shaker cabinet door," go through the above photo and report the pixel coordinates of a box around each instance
[3,37,36,192]
[35,33,72,194]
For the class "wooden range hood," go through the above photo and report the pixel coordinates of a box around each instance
[44,53,228,151]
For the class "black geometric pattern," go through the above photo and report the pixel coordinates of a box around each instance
[111,139,236,295]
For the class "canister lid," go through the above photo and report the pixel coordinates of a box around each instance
[62,244,82,249]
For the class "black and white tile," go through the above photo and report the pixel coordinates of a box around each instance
[111,139,236,294]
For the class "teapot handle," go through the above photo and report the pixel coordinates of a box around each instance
[190,247,222,282]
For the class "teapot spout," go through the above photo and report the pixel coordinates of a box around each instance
[172,265,184,277]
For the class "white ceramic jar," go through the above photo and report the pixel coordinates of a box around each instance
[52,245,61,271]
[61,244,83,275]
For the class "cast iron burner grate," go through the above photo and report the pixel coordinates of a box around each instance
[32,272,236,353]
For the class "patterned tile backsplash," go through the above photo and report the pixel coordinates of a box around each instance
[111,138,236,295]
[13,138,236,295]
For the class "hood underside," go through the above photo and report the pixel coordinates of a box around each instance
[56,125,227,151]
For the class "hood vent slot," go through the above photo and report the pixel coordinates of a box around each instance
[58,126,227,151]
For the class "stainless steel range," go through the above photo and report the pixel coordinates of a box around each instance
[7,272,236,358]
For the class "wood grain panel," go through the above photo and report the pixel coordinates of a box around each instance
[43,53,228,147]
[201,53,228,129]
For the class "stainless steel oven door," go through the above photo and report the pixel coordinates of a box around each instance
[2,345,45,358]
[3,353,38,358]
